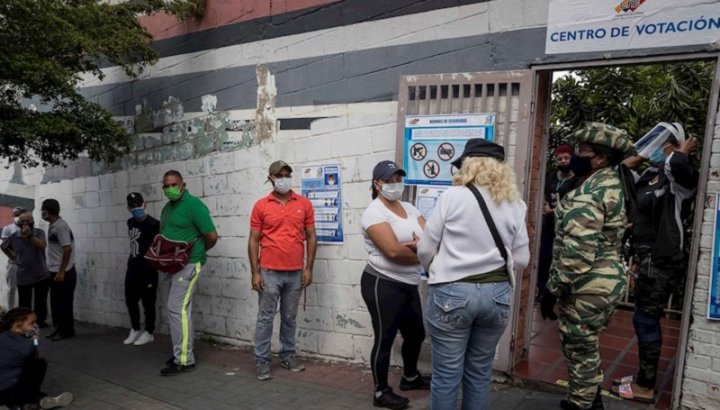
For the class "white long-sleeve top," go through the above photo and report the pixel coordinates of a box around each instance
[417,184,530,284]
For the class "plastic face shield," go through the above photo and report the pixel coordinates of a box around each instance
[634,122,685,159]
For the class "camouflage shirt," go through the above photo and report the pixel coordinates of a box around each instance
[547,167,627,296]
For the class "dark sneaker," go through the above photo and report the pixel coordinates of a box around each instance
[399,373,431,391]
[280,355,305,372]
[256,361,272,381]
[166,357,176,366]
[160,363,195,376]
[39,392,73,409]
[373,387,409,410]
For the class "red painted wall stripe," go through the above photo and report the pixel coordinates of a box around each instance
[140,0,341,41]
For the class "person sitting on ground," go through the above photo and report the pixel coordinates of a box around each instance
[0,307,73,409]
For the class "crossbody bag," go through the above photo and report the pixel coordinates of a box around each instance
[466,183,516,289]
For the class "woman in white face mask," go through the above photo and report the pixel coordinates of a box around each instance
[359,160,430,410]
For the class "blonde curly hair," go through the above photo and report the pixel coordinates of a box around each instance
[452,157,519,202]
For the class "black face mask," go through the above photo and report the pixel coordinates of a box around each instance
[569,155,594,177]
[557,165,571,173]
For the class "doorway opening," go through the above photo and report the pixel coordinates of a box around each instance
[515,59,717,410]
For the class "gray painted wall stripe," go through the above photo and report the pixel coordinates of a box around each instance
[80,26,716,116]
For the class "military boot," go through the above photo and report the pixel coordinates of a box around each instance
[560,390,604,410]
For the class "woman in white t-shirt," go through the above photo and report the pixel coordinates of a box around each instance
[417,139,530,410]
[360,160,430,410]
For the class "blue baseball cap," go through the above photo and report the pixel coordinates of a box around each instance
[372,160,406,181]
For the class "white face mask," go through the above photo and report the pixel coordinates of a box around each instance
[273,177,292,195]
[380,182,404,201]
[14,217,20,225]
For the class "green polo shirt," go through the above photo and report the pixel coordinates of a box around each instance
[160,191,216,264]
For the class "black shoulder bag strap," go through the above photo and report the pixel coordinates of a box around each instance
[466,183,509,265]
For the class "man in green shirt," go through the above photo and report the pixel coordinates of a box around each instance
[159,170,218,376]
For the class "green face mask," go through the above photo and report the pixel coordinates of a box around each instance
[163,186,183,201]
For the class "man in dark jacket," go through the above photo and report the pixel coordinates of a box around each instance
[615,123,699,403]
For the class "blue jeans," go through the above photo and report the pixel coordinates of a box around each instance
[426,281,512,410]
[255,269,303,363]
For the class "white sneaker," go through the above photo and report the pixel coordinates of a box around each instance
[40,392,73,409]
[123,329,141,345]
[133,331,154,345]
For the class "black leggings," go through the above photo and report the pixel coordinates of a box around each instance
[360,271,425,391]
[0,357,47,406]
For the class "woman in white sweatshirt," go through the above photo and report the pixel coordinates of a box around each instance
[417,139,530,410]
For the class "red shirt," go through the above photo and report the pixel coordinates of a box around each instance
[250,191,315,271]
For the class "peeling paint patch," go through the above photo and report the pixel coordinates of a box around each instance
[255,65,277,142]
[336,315,364,329]
[201,94,218,113]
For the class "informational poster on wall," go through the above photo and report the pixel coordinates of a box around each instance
[403,113,495,186]
[708,193,720,320]
[300,164,343,244]
[414,185,449,220]
[546,0,720,54]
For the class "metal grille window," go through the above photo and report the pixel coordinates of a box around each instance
[395,71,535,373]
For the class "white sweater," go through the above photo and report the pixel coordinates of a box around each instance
[417,184,530,284]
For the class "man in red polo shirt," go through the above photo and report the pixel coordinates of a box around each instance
[248,160,317,381]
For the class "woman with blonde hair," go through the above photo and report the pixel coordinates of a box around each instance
[418,139,529,410]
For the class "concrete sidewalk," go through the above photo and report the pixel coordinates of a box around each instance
[37,323,639,409]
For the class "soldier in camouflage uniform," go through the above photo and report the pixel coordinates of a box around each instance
[546,123,635,410]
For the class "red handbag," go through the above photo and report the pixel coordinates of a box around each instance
[144,234,195,274]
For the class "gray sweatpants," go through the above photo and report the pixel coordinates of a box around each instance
[2,262,17,308]
[167,262,202,366]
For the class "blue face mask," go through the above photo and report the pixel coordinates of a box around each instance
[130,207,145,218]
[649,148,667,165]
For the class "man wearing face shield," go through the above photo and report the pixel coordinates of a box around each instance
[1,207,27,308]
[611,123,699,403]
[1,212,49,327]
[248,161,317,381]
[544,123,636,410]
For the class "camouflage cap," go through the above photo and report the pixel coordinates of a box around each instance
[572,122,636,155]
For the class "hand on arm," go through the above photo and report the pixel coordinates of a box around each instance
[366,223,420,265]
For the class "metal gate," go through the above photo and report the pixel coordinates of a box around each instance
[395,71,535,372]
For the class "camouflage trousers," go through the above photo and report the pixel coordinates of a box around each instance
[633,249,686,389]
[558,292,623,408]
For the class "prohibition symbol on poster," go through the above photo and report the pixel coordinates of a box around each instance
[403,113,495,186]
[423,160,440,179]
[410,143,427,161]
[437,143,454,161]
